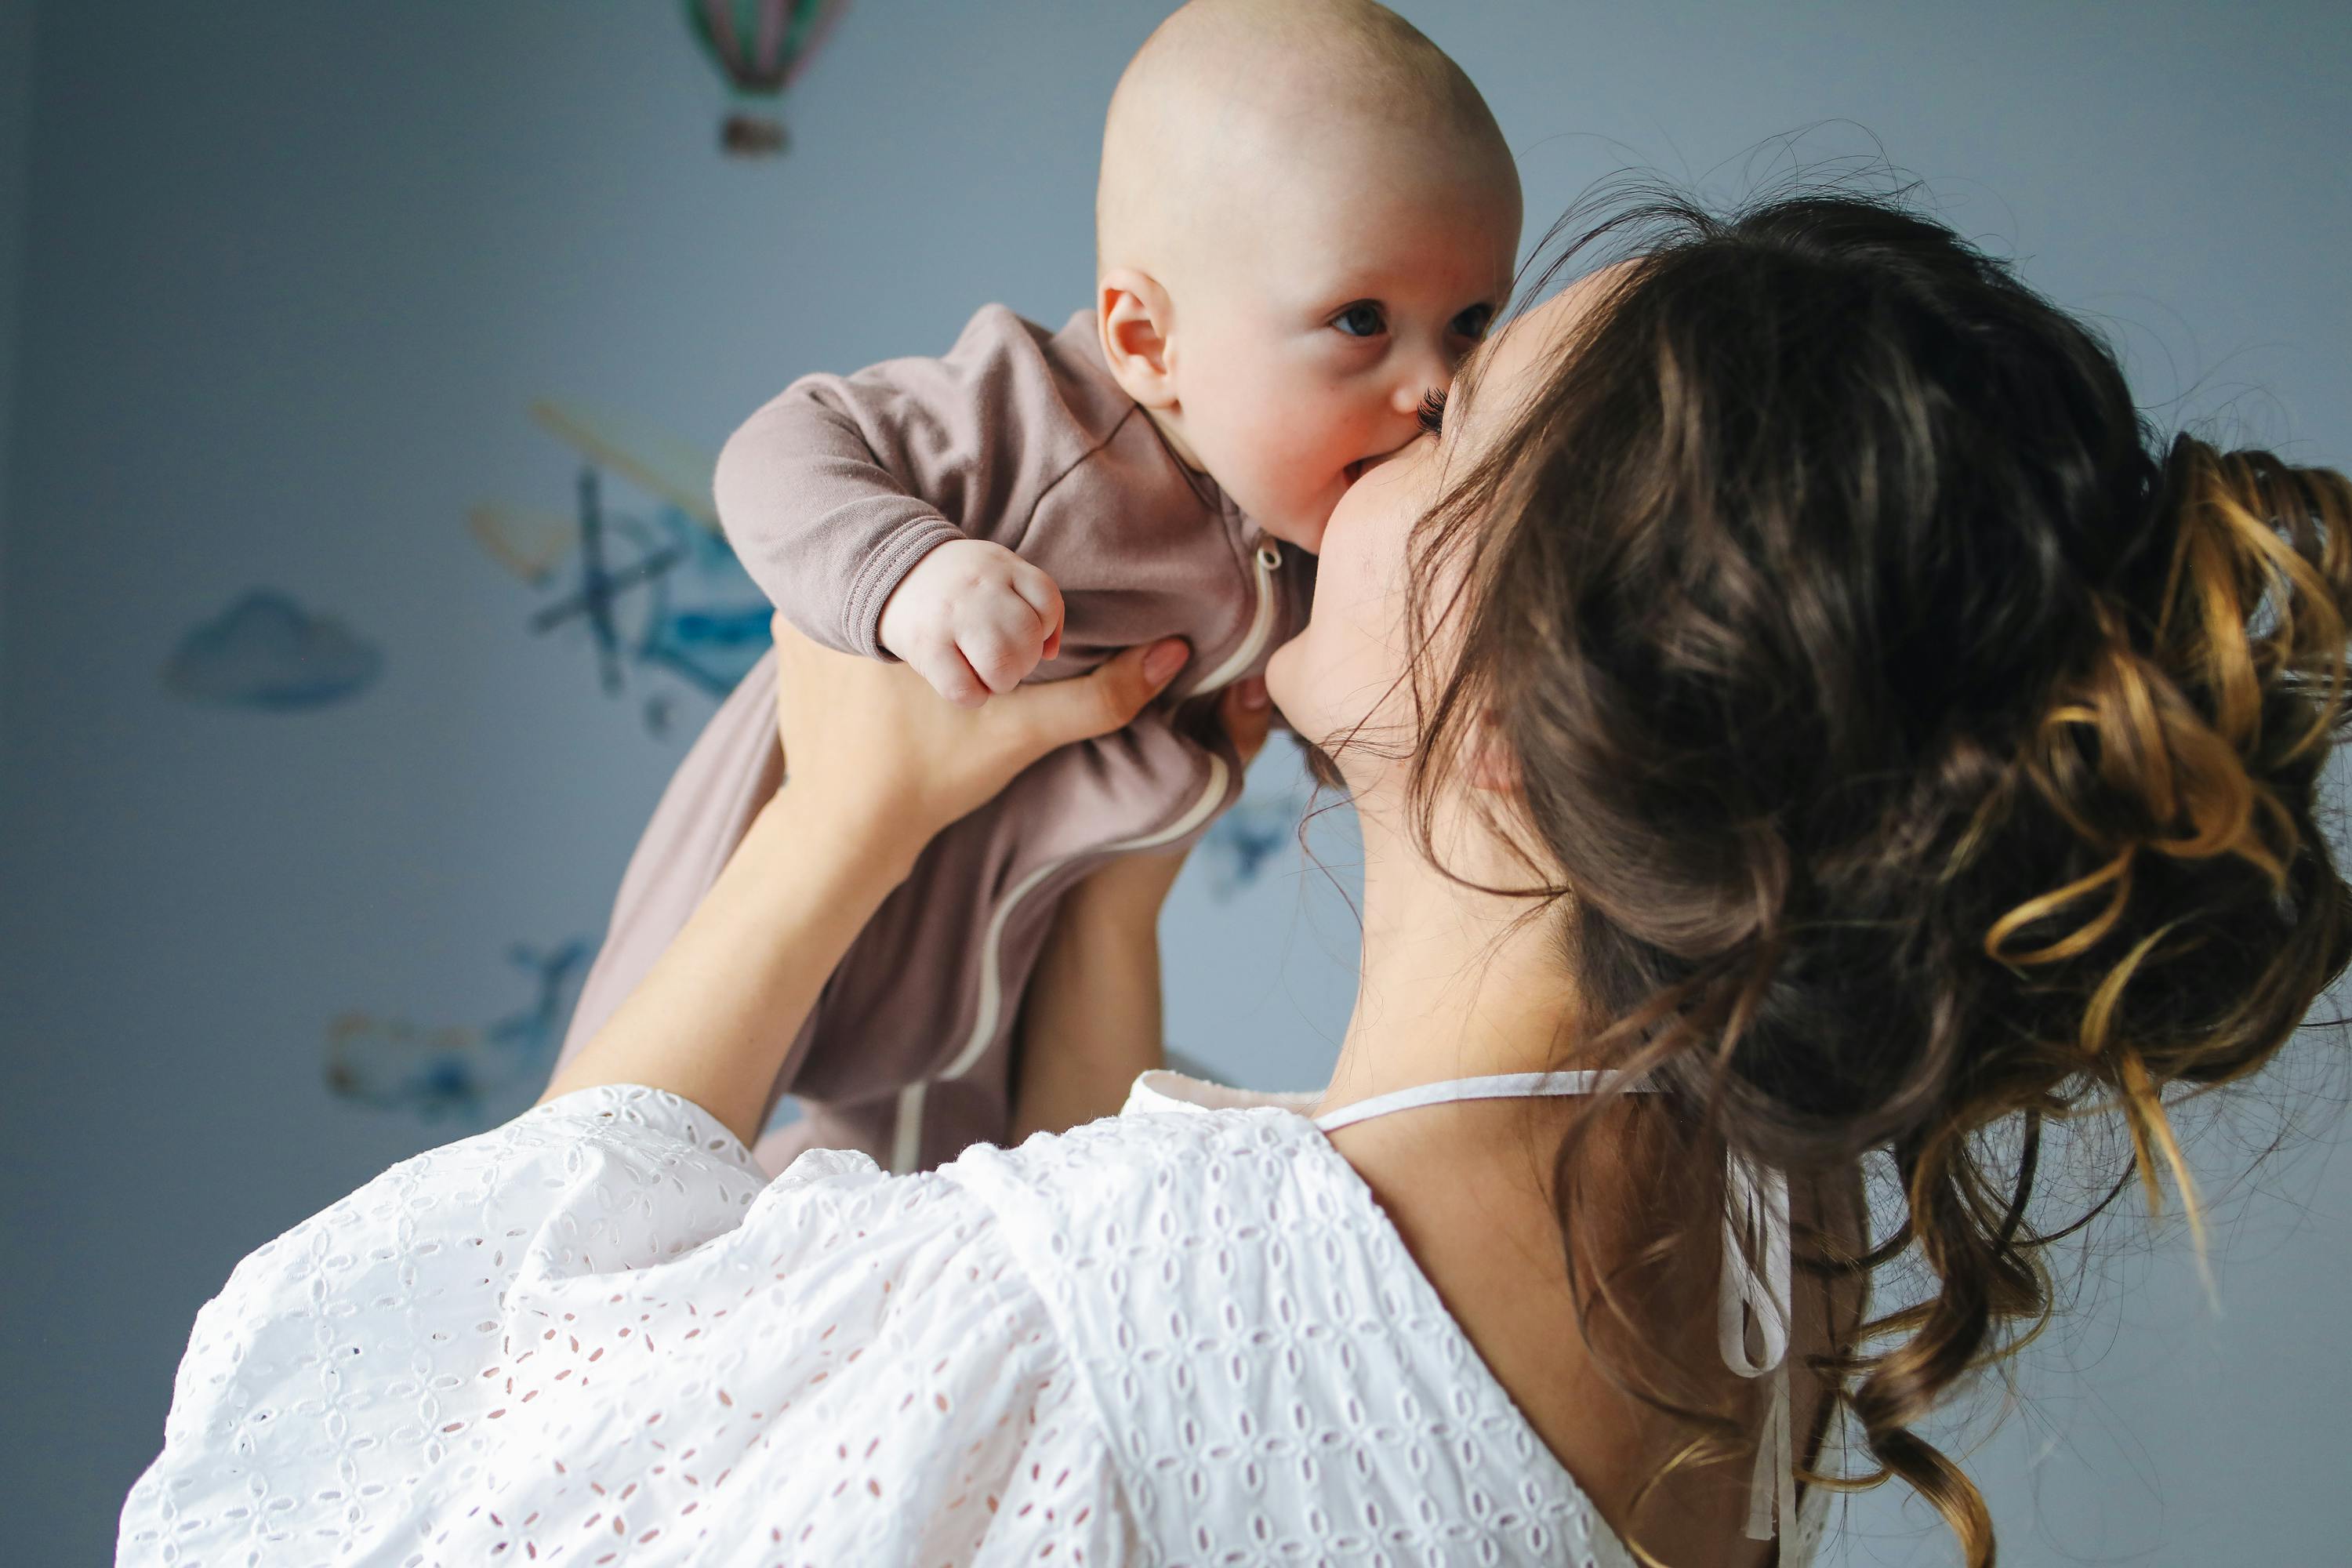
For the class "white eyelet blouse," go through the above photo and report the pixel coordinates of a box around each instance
[119,1077,1829,1566]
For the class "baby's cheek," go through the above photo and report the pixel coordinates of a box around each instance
[1275,434,1357,512]
[1235,444,1321,524]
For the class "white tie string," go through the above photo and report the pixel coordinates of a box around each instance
[1719,1152,1795,1540]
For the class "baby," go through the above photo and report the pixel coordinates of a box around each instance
[550,0,1523,1174]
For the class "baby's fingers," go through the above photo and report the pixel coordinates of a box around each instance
[960,586,1054,695]
[905,637,991,708]
[1007,561,1066,663]
[960,629,1039,696]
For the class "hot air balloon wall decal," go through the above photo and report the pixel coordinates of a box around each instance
[685,0,849,155]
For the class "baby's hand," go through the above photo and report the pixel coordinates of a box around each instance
[877,538,1065,707]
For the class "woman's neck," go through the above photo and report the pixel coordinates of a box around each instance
[1321,804,1588,1109]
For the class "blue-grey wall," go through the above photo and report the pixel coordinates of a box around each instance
[1,3,2345,1563]
[0,0,32,735]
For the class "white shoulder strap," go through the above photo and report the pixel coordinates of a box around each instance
[1309,1070,1625,1131]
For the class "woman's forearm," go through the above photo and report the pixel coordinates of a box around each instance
[540,785,914,1148]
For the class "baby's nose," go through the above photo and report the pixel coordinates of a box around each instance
[1388,347,1451,416]
[1389,372,1442,418]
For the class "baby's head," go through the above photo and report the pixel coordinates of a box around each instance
[1095,0,1522,552]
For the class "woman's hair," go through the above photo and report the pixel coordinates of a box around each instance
[1403,185,2352,1565]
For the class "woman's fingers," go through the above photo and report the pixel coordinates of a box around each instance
[1007,638,1190,754]
[1223,676,1275,768]
[769,622,1198,846]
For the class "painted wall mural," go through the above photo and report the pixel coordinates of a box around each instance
[324,938,592,1123]
[684,0,849,155]
[162,589,383,710]
[470,400,771,737]
[1196,786,1312,902]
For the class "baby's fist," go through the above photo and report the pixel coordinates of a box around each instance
[877,539,1065,707]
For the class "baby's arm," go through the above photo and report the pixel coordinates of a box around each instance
[713,314,1068,704]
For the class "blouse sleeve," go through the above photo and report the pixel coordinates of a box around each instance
[118,1084,1135,1566]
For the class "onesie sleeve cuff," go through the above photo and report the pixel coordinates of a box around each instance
[844,515,965,659]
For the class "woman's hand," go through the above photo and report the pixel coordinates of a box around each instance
[772,614,1195,867]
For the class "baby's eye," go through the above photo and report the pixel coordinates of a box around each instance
[1331,302,1388,338]
[1450,304,1496,342]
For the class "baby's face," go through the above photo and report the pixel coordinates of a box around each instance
[1168,160,1519,554]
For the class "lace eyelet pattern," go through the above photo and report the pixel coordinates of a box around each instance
[122,1083,1824,1566]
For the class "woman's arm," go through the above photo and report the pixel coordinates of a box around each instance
[543,620,1193,1149]
[1009,677,1275,1140]
[538,789,905,1149]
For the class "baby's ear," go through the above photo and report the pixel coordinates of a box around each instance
[1098,269,1178,408]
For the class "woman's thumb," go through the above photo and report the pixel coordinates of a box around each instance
[1017,638,1190,749]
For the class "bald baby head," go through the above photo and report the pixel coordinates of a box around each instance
[1098,0,1517,277]
[1091,0,1521,554]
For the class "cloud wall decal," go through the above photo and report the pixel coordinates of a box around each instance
[164,590,384,710]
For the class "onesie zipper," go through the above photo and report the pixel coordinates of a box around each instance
[1191,541,1286,693]
[886,539,1284,1172]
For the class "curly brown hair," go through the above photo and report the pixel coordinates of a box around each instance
[1396,187,2352,1565]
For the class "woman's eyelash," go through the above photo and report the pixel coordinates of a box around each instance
[1417,387,1448,437]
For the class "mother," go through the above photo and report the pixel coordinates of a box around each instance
[121,193,2352,1568]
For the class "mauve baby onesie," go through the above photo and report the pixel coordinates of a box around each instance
[549,306,1313,1173]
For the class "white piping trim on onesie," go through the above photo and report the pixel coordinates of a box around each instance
[890,1080,927,1174]
[886,541,1280,1174]
[889,750,1232,1174]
